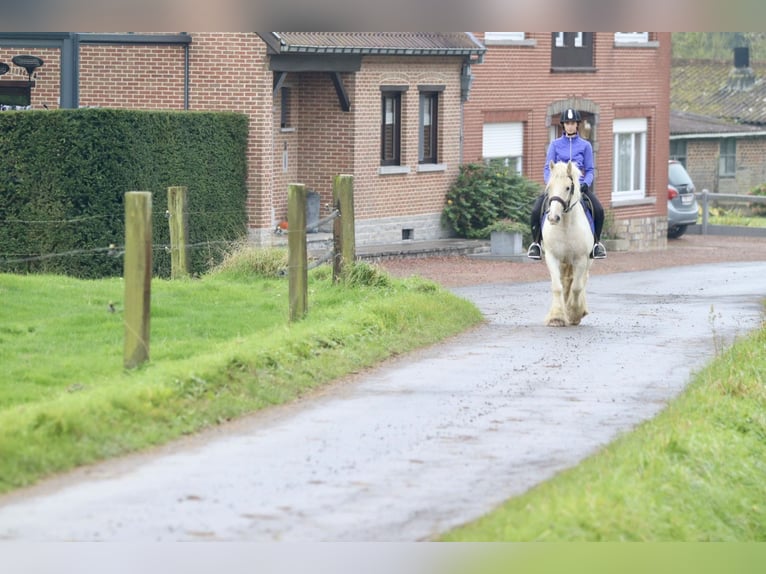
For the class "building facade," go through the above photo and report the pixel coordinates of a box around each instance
[463,32,672,250]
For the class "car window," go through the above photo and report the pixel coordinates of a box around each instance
[668,162,693,187]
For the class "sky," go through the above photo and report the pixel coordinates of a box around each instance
[0,0,764,32]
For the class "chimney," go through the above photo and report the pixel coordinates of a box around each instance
[728,46,755,91]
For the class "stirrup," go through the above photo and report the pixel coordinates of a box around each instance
[527,243,542,260]
[592,242,607,259]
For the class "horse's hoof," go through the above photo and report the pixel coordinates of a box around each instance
[546,318,566,327]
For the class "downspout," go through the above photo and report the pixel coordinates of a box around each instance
[183,33,190,109]
[459,57,475,165]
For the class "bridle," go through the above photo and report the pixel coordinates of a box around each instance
[546,175,577,213]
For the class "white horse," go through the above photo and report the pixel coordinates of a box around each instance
[541,160,594,326]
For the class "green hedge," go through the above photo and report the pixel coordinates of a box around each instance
[0,108,248,278]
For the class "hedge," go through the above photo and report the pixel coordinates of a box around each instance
[0,108,249,278]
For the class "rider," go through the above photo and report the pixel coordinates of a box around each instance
[527,107,606,260]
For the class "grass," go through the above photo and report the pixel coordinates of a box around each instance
[706,209,766,228]
[0,248,484,494]
[442,321,766,541]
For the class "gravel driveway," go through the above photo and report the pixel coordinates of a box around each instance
[0,236,765,541]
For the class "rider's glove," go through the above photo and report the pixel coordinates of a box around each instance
[580,182,589,194]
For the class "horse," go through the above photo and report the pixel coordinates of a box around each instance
[540,160,594,327]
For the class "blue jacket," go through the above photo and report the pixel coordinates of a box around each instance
[543,134,594,187]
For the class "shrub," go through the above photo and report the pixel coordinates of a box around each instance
[442,163,541,239]
[748,183,766,217]
[0,109,248,278]
[208,244,288,279]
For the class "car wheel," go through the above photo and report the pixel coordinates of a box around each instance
[667,224,687,239]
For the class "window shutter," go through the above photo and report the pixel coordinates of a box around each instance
[483,122,523,158]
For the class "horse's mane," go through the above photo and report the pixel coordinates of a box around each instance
[549,160,581,183]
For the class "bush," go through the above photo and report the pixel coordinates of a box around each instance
[208,244,289,279]
[748,183,766,217]
[442,163,541,239]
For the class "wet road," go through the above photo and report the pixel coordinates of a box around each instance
[0,262,764,541]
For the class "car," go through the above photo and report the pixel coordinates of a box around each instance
[667,160,699,239]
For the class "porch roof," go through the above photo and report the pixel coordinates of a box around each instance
[261,32,485,59]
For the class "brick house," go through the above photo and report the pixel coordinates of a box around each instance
[671,47,766,196]
[463,32,672,250]
[0,32,485,247]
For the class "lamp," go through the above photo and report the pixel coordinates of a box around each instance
[460,62,473,102]
[0,62,9,76]
[12,55,44,83]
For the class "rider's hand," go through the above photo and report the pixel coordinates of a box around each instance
[580,182,589,194]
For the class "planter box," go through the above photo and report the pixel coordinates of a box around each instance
[490,231,523,256]
[603,238,630,252]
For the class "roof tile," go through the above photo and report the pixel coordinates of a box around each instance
[272,32,484,56]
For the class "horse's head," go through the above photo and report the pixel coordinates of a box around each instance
[546,160,582,225]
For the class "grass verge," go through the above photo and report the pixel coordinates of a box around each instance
[0,255,483,494]
[442,323,766,541]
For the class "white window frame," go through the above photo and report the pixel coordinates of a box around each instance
[719,138,736,177]
[614,32,649,44]
[555,32,583,48]
[485,32,525,42]
[612,118,647,201]
[482,122,524,175]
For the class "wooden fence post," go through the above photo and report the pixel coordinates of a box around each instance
[167,186,190,279]
[288,183,308,321]
[332,174,355,282]
[124,191,152,369]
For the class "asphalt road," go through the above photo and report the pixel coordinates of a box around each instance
[0,262,764,541]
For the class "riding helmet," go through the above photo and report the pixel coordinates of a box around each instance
[559,108,581,124]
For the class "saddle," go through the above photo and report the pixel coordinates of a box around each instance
[540,196,596,236]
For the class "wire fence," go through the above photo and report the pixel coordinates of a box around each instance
[0,208,248,272]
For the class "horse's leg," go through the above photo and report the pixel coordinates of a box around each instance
[544,258,567,327]
[560,263,576,325]
[567,258,591,325]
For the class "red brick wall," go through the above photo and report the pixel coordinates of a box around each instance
[352,57,463,220]
[185,34,273,230]
[465,32,672,239]
[79,44,186,109]
[296,72,355,219]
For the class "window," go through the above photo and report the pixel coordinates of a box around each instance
[280,86,292,129]
[670,140,687,167]
[614,32,649,44]
[551,32,594,69]
[719,138,736,177]
[612,118,647,201]
[483,122,523,174]
[0,81,31,110]
[381,91,402,166]
[419,91,439,164]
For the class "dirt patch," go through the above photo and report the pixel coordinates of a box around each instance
[378,234,766,288]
